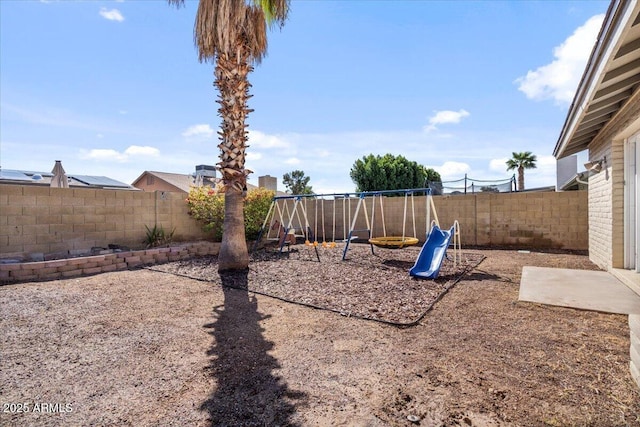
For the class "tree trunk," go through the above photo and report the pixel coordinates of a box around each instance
[218,191,249,272]
[214,44,253,271]
[517,166,525,191]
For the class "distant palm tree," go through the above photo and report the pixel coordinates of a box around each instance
[169,0,289,271]
[506,151,537,191]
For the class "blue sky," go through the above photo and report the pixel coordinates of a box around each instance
[0,0,609,194]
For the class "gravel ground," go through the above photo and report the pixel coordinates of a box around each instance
[149,244,485,325]
[1,244,638,427]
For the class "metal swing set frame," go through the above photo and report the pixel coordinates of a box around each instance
[254,193,354,255]
[341,188,438,260]
[254,188,440,262]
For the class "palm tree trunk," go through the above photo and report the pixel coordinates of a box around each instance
[219,190,249,271]
[215,44,253,272]
[517,166,525,191]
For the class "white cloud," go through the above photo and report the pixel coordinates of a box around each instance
[182,124,214,138]
[536,155,557,173]
[81,149,127,162]
[424,109,470,132]
[285,157,301,165]
[246,152,262,161]
[435,161,471,180]
[124,145,160,157]
[99,8,124,22]
[516,14,604,104]
[489,157,509,173]
[248,129,289,149]
[80,145,159,163]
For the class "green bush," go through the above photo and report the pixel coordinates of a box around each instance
[186,185,274,242]
[243,187,275,240]
[143,224,175,248]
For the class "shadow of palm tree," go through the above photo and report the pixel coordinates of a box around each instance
[200,270,307,426]
[463,269,513,283]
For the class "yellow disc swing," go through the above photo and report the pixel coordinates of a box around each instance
[367,190,420,249]
[342,189,426,260]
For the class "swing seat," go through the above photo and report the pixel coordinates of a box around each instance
[368,236,419,249]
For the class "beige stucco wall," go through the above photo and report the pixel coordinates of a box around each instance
[0,185,211,258]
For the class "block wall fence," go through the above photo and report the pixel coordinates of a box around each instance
[1,185,588,261]
[285,190,588,251]
[0,184,213,257]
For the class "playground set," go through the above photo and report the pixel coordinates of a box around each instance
[254,188,460,279]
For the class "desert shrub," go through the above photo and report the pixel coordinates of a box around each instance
[143,224,175,248]
[243,187,276,240]
[186,185,225,240]
[186,185,274,242]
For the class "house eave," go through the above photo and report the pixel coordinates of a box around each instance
[555,0,640,159]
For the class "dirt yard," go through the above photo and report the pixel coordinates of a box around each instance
[1,245,639,426]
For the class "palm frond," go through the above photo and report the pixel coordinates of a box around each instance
[171,0,289,64]
[506,151,537,170]
[256,0,289,27]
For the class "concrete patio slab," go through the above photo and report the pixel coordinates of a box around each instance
[519,266,640,315]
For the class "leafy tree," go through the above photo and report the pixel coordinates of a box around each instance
[186,186,275,242]
[350,154,441,193]
[169,0,289,272]
[282,170,313,194]
[506,151,537,191]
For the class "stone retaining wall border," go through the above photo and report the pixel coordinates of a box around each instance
[0,241,220,285]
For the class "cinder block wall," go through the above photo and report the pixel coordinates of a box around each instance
[436,191,587,250]
[0,185,211,257]
[1,185,589,258]
[295,191,587,251]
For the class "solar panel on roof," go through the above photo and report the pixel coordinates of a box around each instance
[70,175,131,188]
[0,170,33,181]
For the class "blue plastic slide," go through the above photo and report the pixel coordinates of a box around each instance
[409,225,455,279]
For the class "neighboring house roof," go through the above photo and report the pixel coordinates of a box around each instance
[131,171,206,193]
[131,170,265,193]
[0,169,136,190]
[555,0,640,158]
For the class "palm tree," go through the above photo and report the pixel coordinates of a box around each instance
[169,0,289,271]
[506,151,537,191]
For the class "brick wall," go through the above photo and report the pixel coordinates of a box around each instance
[0,241,220,284]
[587,139,617,270]
[611,138,626,268]
[0,185,211,258]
